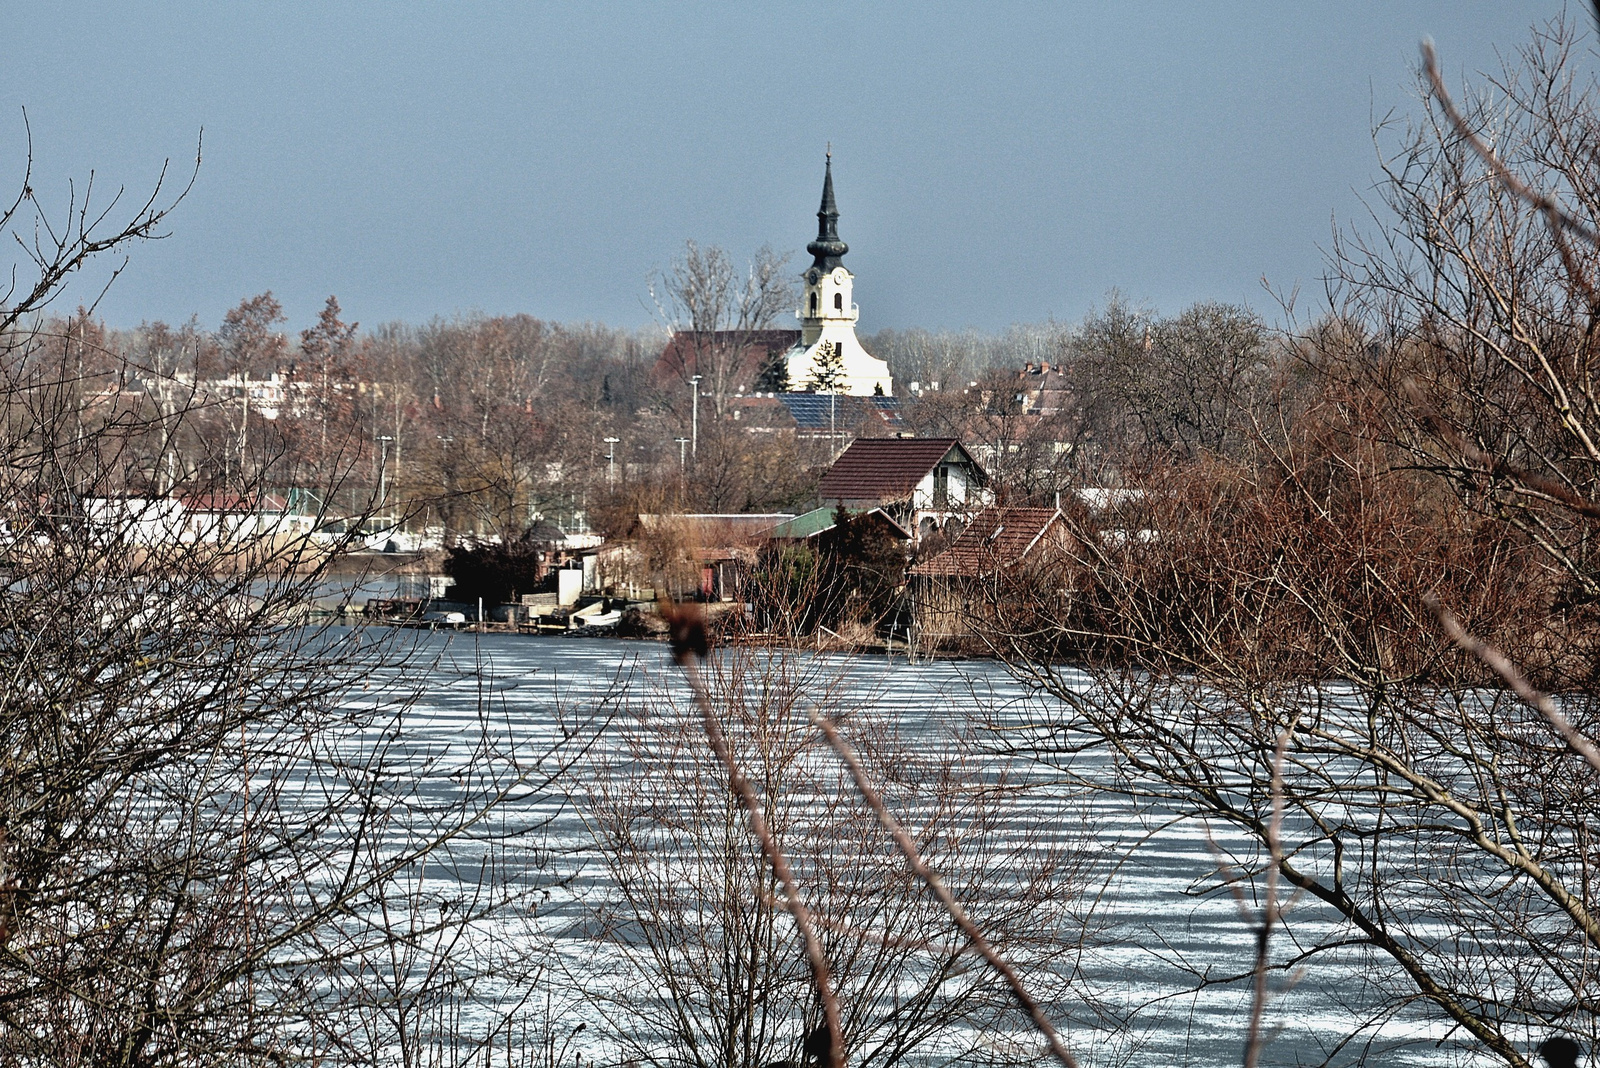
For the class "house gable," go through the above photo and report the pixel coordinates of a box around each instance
[814,437,987,507]
[910,506,1070,578]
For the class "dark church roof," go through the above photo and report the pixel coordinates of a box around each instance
[815,437,983,504]
[807,154,849,271]
[653,330,800,383]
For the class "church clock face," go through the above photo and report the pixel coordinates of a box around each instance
[832,268,847,285]
[807,269,820,285]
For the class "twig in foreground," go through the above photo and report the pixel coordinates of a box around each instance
[664,602,846,1068]
[1421,38,1600,247]
[1421,38,1600,314]
[1242,725,1293,1068]
[807,709,1081,1068]
[1426,594,1600,775]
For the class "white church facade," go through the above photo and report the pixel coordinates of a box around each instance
[783,154,895,397]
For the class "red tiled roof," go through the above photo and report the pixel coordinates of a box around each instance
[815,438,980,504]
[911,507,1067,577]
[653,330,800,383]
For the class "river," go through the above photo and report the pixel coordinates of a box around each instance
[363,631,1500,1068]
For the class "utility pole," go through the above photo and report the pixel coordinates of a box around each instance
[239,371,250,484]
[674,437,689,470]
[604,436,620,489]
[689,374,702,462]
[377,435,393,513]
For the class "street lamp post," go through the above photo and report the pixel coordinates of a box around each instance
[689,374,702,462]
[435,435,453,541]
[604,436,620,489]
[674,436,690,470]
[377,435,394,513]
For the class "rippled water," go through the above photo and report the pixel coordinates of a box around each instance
[364,631,1497,1068]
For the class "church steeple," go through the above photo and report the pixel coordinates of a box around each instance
[807,150,848,271]
[785,149,892,397]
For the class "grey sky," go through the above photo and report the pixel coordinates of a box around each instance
[0,2,1575,335]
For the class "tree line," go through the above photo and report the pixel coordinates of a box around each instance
[31,281,1287,547]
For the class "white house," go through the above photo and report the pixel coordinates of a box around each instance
[813,436,990,543]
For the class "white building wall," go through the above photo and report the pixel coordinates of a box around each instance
[786,265,893,397]
[910,463,976,510]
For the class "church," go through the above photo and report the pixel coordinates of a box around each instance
[782,152,895,397]
[652,154,895,405]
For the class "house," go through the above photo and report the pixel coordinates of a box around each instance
[175,493,321,545]
[814,436,989,543]
[1015,361,1074,416]
[908,505,1073,646]
[79,497,190,546]
[720,392,902,449]
[774,393,901,441]
[603,513,798,601]
[752,505,914,639]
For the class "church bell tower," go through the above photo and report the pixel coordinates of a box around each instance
[800,152,857,336]
[784,151,893,396]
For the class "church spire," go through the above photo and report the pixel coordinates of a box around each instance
[807,149,848,270]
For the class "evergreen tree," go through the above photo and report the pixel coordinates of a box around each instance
[805,340,846,393]
[755,348,790,393]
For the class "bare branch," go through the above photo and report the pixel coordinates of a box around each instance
[808,709,1081,1068]
[1427,594,1600,775]
[1421,39,1600,249]
[1403,377,1600,520]
[665,604,845,1068]
[0,128,200,335]
[1242,725,1293,1068]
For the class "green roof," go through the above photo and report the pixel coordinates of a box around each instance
[767,506,911,542]
[768,506,849,539]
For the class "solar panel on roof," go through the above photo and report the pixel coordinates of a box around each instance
[776,393,904,430]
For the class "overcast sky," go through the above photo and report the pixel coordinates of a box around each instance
[0,2,1579,335]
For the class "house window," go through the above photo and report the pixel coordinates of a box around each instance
[834,292,842,311]
[933,465,950,506]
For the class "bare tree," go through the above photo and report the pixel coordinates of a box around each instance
[1329,18,1600,625]
[297,294,361,458]
[0,129,572,1067]
[574,647,1090,1068]
[216,291,289,376]
[650,241,797,416]
[976,22,1600,1062]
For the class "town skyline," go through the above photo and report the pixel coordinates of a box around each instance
[1,2,1570,336]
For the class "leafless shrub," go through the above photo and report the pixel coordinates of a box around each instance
[973,20,1600,1062]
[576,642,1092,1068]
